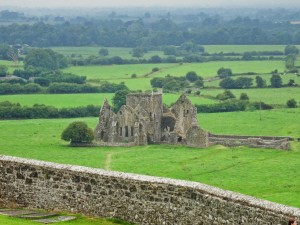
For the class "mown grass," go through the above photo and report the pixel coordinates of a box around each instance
[201,87,300,105]
[0,93,217,108]
[203,45,291,53]
[0,93,114,108]
[0,215,133,225]
[199,108,300,137]
[63,63,174,80]
[64,61,286,81]
[0,109,300,207]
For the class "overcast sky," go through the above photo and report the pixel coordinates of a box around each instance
[1,0,300,8]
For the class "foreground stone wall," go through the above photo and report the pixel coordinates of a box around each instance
[1,155,300,225]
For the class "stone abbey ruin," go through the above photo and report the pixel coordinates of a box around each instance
[95,91,291,150]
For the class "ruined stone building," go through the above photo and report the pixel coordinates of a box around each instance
[95,91,291,150]
[95,91,209,147]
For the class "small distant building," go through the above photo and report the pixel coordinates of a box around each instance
[95,91,209,147]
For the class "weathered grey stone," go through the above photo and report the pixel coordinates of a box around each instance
[0,209,37,216]
[34,216,76,224]
[0,155,300,225]
[208,134,291,150]
[18,212,58,219]
[95,92,291,150]
[95,91,209,148]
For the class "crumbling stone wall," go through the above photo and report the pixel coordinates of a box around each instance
[95,92,209,148]
[1,155,300,225]
[209,134,291,150]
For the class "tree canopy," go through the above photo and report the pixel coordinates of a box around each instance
[24,48,68,71]
[112,89,130,112]
[270,74,282,88]
[61,121,94,144]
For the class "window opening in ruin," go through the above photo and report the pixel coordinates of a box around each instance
[119,127,122,136]
[178,136,183,142]
[120,111,122,115]
[139,123,143,132]
[186,110,189,114]
[131,127,134,136]
[125,126,129,137]
[150,112,152,117]
[100,131,105,139]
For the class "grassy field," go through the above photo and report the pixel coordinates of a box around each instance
[1,108,300,208]
[0,60,23,73]
[62,61,287,91]
[0,215,132,225]
[0,93,217,108]
[64,61,286,80]
[0,93,114,108]
[201,87,300,105]
[51,45,300,57]
[63,63,175,80]
[200,108,300,137]
[51,47,164,59]
[203,45,292,53]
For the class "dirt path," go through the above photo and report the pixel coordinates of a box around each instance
[104,153,112,170]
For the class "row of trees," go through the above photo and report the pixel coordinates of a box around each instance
[219,74,296,89]
[1,18,300,47]
[0,81,128,95]
[150,72,204,92]
[0,101,100,119]
[195,99,273,113]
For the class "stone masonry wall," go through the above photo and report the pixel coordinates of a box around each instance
[1,155,300,225]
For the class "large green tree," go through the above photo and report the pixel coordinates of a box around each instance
[0,65,8,77]
[217,67,232,78]
[0,44,10,60]
[270,74,282,88]
[24,48,68,71]
[255,76,266,88]
[185,71,199,82]
[285,54,297,70]
[99,48,109,56]
[284,45,299,55]
[61,121,94,145]
[112,89,130,112]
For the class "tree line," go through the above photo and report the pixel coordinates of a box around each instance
[0,101,99,119]
[1,17,300,48]
[0,81,128,95]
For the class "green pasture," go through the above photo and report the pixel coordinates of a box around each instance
[153,61,286,78]
[0,215,132,225]
[64,61,286,82]
[1,109,300,207]
[0,93,217,108]
[203,45,300,53]
[51,47,164,59]
[0,60,23,73]
[200,108,300,137]
[0,93,114,108]
[63,63,173,80]
[51,45,300,57]
[201,87,300,105]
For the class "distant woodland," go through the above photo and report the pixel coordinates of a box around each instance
[0,8,300,47]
